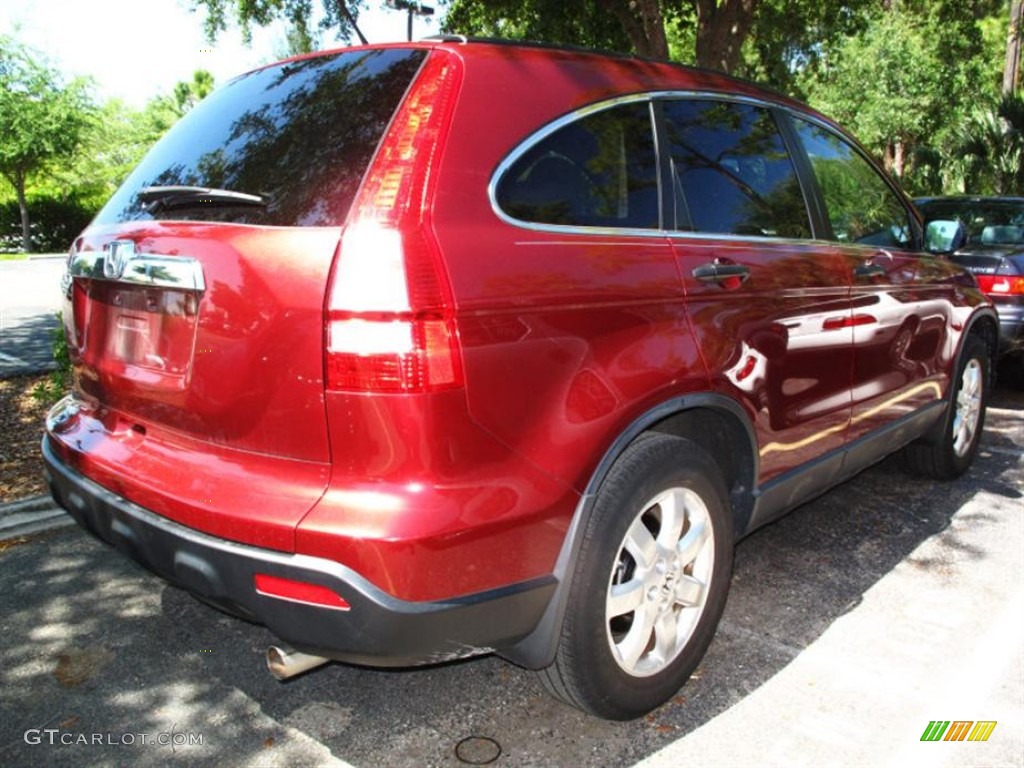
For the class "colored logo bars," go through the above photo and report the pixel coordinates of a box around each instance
[921,721,997,742]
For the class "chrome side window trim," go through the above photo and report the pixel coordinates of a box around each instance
[488,93,659,236]
[488,90,822,242]
[67,244,206,292]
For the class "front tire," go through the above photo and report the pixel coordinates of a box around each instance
[904,334,989,479]
[539,433,733,720]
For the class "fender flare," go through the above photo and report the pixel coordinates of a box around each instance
[917,304,1000,445]
[500,392,757,669]
[959,306,1000,363]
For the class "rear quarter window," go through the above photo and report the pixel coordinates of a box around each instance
[95,48,428,228]
[495,102,660,230]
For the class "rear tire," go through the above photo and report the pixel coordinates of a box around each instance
[539,433,733,720]
[904,334,989,479]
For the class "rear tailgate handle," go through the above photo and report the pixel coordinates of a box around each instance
[692,262,750,285]
[67,241,206,292]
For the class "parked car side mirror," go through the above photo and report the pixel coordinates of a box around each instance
[924,219,966,254]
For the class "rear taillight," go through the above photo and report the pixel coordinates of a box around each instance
[325,52,463,393]
[326,223,459,391]
[975,275,1024,296]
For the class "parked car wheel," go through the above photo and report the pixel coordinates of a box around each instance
[539,433,733,720]
[904,335,990,479]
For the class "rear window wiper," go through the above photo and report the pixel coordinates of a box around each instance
[138,186,266,213]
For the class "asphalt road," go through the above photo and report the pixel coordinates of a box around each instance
[1,387,1021,768]
[0,257,66,378]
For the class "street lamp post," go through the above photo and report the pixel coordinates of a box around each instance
[385,1,435,42]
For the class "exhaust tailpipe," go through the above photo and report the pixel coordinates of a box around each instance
[266,645,330,680]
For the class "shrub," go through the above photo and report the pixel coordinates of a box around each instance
[0,195,97,253]
[31,312,73,406]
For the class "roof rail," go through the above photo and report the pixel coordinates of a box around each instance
[422,34,468,43]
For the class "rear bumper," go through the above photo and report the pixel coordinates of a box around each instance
[42,435,555,666]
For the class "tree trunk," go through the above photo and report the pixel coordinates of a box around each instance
[881,140,905,178]
[892,140,905,178]
[1004,0,1023,95]
[694,0,760,74]
[13,173,31,254]
[599,0,669,59]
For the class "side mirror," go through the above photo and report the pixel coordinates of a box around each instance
[924,219,966,254]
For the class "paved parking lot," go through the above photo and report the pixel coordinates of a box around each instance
[1,387,1021,768]
[0,257,65,377]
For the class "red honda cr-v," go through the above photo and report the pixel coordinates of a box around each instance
[44,38,997,720]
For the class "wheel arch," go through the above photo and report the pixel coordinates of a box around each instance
[908,306,998,454]
[501,393,758,669]
[962,308,999,386]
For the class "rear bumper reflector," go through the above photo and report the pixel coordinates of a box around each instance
[255,573,351,611]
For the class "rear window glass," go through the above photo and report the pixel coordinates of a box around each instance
[916,199,1024,245]
[496,102,660,230]
[95,48,427,227]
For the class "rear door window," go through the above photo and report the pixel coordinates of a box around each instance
[663,99,811,239]
[95,48,428,228]
[495,102,660,230]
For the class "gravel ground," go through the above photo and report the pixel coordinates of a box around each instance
[0,374,53,503]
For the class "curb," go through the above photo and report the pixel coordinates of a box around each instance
[0,493,72,540]
[0,360,59,380]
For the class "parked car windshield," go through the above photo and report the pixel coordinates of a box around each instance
[95,48,427,228]
[916,198,1024,246]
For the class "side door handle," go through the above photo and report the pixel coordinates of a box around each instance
[855,250,893,279]
[854,262,887,279]
[692,262,750,285]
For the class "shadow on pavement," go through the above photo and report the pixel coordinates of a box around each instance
[0,390,1021,767]
[0,312,59,378]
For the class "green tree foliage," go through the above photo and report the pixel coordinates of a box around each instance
[953,91,1024,194]
[442,0,761,69]
[0,68,218,253]
[440,0,905,88]
[738,0,872,96]
[173,70,216,114]
[192,0,369,45]
[50,100,151,206]
[798,2,999,192]
[37,71,218,211]
[0,35,93,252]
[274,20,324,57]
[143,69,218,135]
[800,12,941,180]
[0,195,95,253]
[190,0,766,72]
[441,0,633,52]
